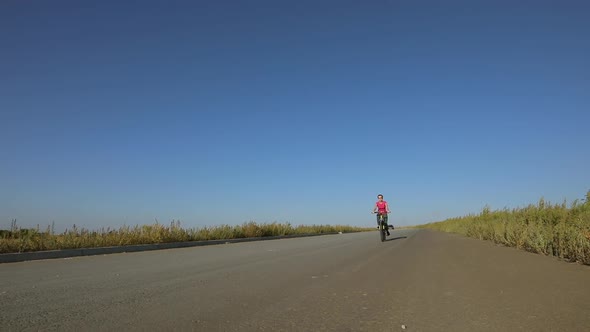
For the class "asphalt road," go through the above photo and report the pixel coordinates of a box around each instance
[1,229,589,331]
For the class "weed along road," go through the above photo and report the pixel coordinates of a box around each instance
[1,229,589,331]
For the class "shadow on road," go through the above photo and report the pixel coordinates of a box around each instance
[385,236,407,242]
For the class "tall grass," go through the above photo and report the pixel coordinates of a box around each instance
[417,192,590,265]
[0,220,370,254]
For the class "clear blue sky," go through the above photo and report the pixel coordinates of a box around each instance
[1,1,589,231]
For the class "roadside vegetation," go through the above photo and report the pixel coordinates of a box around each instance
[0,220,371,254]
[417,191,590,265]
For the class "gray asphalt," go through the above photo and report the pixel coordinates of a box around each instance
[1,229,589,331]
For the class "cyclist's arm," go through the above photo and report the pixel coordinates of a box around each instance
[385,202,391,213]
[372,203,378,213]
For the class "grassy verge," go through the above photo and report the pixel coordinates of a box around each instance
[416,192,590,265]
[0,220,371,254]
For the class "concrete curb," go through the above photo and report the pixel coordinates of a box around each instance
[0,232,343,264]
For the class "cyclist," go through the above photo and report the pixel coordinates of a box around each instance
[373,194,391,236]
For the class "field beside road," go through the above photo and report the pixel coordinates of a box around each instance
[0,220,370,254]
[417,193,590,265]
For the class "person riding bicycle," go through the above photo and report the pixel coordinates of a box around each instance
[373,194,391,236]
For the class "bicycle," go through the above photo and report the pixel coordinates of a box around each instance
[372,212,389,242]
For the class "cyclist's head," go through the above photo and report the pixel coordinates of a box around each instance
[377,194,384,200]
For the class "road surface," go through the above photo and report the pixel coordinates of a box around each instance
[1,229,589,331]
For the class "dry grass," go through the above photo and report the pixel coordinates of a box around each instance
[0,220,371,254]
[416,192,590,265]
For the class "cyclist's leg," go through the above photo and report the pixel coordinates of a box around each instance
[384,214,390,235]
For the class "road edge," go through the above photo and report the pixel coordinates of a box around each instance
[0,232,348,264]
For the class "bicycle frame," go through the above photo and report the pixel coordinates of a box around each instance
[377,213,387,242]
